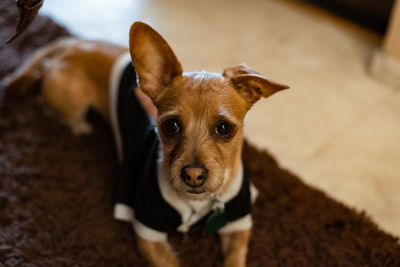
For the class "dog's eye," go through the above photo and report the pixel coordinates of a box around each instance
[215,121,233,137]
[161,118,181,136]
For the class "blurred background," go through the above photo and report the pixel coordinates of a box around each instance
[38,0,400,236]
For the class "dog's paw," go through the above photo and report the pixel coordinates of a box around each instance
[223,254,246,267]
[69,120,93,135]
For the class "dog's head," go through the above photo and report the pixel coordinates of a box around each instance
[129,22,288,201]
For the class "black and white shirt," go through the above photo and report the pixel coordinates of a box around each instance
[109,53,258,242]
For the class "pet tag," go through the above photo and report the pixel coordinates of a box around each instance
[205,202,227,235]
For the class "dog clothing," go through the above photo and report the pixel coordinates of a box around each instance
[110,53,258,242]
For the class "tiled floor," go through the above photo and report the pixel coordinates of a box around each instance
[40,0,400,236]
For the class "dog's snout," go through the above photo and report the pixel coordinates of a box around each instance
[180,165,208,188]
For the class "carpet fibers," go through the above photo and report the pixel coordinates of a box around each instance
[0,1,399,266]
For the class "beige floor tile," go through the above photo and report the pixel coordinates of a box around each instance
[294,93,400,235]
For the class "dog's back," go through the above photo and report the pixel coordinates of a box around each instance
[4,38,127,134]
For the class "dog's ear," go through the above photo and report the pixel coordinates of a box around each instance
[129,22,182,101]
[223,64,289,108]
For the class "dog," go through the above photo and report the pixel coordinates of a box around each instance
[4,22,289,267]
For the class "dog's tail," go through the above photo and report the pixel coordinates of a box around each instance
[3,37,77,96]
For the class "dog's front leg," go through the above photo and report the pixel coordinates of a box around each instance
[220,229,251,267]
[137,236,179,267]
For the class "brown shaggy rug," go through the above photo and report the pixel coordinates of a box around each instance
[1,1,400,266]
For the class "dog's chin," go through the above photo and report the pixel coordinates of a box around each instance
[176,188,214,201]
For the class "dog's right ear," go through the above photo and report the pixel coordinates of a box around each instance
[129,22,182,102]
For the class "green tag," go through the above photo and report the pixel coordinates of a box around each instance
[204,209,227,235]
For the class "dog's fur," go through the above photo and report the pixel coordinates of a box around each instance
[4,22,288,267]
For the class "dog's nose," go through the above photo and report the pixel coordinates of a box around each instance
[180,165,208,188]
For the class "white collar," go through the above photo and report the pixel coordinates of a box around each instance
[157,159,244,232]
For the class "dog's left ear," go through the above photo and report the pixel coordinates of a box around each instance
[224,64,289,109]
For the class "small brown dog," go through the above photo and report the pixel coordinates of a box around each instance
[5,22,288,267]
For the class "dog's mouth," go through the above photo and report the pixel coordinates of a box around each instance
[186,189,206,195]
